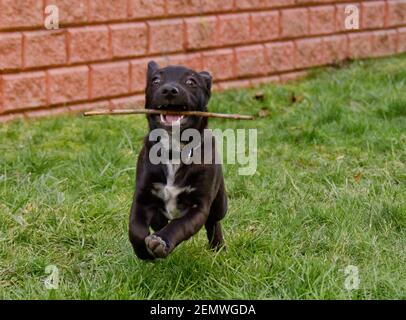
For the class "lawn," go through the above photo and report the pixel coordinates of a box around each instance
[1,55,405,300]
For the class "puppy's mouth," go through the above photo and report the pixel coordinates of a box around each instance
[160,114,185,125]
[155,104,188,126]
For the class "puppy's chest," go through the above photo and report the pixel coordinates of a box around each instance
[151,163,194,220]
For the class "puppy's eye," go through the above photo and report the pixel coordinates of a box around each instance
[152,78,161,85]
[185,79,196,86]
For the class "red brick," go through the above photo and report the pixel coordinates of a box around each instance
[111,23,148,58]
[69,100,111,113]
[130,59,148,93]
[236,45,266,77]
[295,0,334,4]
[186,16,218,49]
[110,95,145,109]
[217,79,251,91]
[88,0,127,22]
[303,0,347,3]
[158,57,176,68]
[166,0,201,15]
[0,77,2,112]
[0,80,2,113]
[2,72,47,111]
[322,35,348,64]
[0,113,24,122]
[148,20,185,54]
[0,0,43,30]
[250,76,280,87]
[90,62,130,99]
[128,0,166,18]
[348,32,372,59]
[281,8,309,38]
[0,33,22,70]
[202,49,235,80]
[251,11,279,42]
[45,0,87,24]
[235,0,293,9]
[24,31,67,68]
[48,66,89,105]
[25,107,70,119]
[361,1,386,29]
[399,27,406,53]
[200,0,234,13]
[265,41,295,73]
[167,53,203,71]
[218,14,250,46]
[68,26,110,63]
[212,83,222,91]
[309,6,336,35]
[336,3,360,32]
[370,30,398,57]
[387,0,406,27]
[295,38,325,69]
[167,0,233,15]
[279,71,308,83]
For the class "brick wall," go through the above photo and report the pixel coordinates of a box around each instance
[0,0,405,121]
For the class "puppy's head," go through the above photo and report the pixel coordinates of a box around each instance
[145,61,212,131]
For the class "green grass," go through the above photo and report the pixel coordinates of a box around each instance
[1,55,406,300]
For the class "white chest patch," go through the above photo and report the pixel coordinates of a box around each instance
[152,163,194,220]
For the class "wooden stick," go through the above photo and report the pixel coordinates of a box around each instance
[83,109,255,120]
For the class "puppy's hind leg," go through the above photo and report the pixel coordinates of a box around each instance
[206,182,228,250]
[205,220,225,250]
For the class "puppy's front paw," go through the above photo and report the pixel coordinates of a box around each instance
[145,235,170,258]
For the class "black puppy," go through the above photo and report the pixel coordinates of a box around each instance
[129,61,228,260]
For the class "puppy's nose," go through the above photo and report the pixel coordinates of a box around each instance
[161,84,179,98]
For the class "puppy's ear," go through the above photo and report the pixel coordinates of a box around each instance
[199,71,212,92]
[147,60,160,80]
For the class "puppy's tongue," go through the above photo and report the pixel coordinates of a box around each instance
[164,115,183,123]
